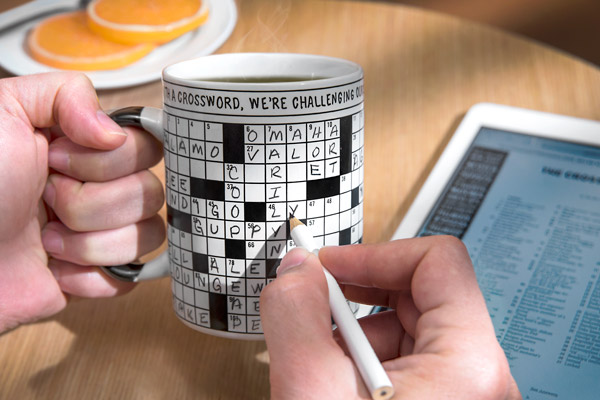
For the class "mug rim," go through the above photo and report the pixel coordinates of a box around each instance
[162,52,363,90]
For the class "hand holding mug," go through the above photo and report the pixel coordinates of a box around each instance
[0,72,164,333]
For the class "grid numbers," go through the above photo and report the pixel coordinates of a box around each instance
[164,111,364,334]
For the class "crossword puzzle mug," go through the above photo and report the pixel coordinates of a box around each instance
[102,53,365,339]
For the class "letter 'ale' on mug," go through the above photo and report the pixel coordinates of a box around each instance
[102,53,365,340]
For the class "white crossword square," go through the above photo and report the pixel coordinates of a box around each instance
[265,144,286,163]
[225,182,244,202]
[206,161,224,181]
[227,277,245,296]
[206,142,223,162]
[210,276,226,294]
[245,240,266,259]
[287,163,307,182]
[207,237,225,257]
[267,221,287,240]
[266,164,286,183]
[308,121,325,141]
[190,159,206,179]
[179,194,191,214]
[307,141,325,161]
[225,221,245,240]
[266,125,286,143]
[208,256,226,275]
[245,164,265,183]
[307,198,325,218]
[340,210,352,230]
[190,139,205,159]
[324,232,339,246]
[325,159,340,178]
[246,260,266,278]
[287,124,306,142]
[191,197,206,217]
[192,234,207,254]
[246,221,266,241]
[205,122,223,142]
[325,214,340,234]
[177,137,190,157]
[287,143,306,162]
[245,144,265,163]
[227,295,245,313]
[287,182,306,201]
[178,176,190,195]
[206,219,225,238]
[340,191,352,211]
[176,117,189,137]
[225,202,244,221]
[225,163,243,182]
[266,183,286,202]
[189,119,204,140]
[245,125,265,144]
[325,195,340,215]
[245,184,266,202]
[307,217,324,236]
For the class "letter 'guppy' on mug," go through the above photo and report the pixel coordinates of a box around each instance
[100,53,366,340]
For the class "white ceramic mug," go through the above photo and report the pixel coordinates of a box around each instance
[103,53,365,339]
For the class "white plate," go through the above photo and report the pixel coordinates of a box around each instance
[0,0,237,89]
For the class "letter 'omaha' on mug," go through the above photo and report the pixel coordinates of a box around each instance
[102,53,365,340]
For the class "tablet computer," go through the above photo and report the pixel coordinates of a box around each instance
[392,103,600,399]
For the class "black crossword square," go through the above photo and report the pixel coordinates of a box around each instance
[266,259,281,278]
[225,239,246,259]
[339,227,352,245]
[192,253,209,273]
[244,202,266,221]
[167,206,192,233]
[351,186,360,207]
[223,123,245,163]
[191,178,225,201]
[209,293,228,331]
[340,115,353,174]
[307,176,340,200]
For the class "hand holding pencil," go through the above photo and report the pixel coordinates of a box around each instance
[259,227,521,399]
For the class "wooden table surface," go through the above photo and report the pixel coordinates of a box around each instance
[1,0,599,398]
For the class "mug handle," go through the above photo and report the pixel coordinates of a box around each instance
[100,106,170,282]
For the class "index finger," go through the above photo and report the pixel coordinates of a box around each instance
[318,236,483,313]
[1,72,127,150]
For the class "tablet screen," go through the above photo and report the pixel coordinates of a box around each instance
[417,128,600,399]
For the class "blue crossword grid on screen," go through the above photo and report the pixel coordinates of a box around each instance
[163,109,364,334]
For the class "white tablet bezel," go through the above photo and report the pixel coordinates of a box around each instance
[392,102,600,240]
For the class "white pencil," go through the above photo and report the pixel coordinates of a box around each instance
[289,217,394,400]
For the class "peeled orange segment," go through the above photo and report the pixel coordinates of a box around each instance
[87,0,209,45]
[28,11,155,71]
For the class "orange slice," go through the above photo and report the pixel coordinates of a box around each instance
[87,0,209,45]
[28,11,155,71]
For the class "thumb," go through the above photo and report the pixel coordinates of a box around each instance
[260,248,347,391]
[3,72,127,150]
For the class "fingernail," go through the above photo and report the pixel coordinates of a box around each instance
[48,146,70,171]
[43,181,56,208]
[277,248,311,275]
[42,228,64,254]
[96,110,127,136]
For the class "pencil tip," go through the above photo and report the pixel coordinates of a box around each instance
[289,215,303,230]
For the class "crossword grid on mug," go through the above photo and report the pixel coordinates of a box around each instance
[164,109,364,334]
